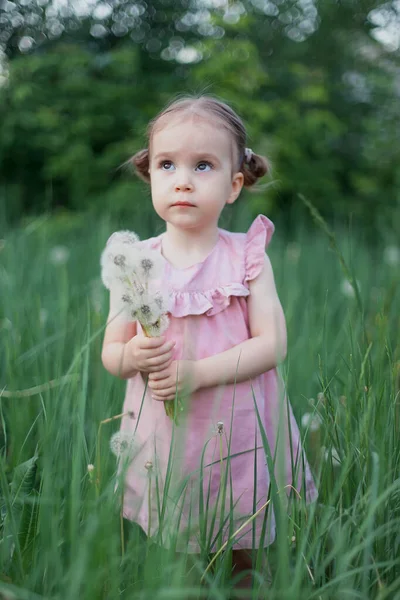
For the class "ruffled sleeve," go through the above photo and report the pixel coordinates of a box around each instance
[244,214,275,282]
[168,283,250,318]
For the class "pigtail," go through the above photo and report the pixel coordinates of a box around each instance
[131,148,150,183]
[241,151,270,188]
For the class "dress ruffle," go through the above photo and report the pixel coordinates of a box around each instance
[168,283,250,317]
[244,214,275,282]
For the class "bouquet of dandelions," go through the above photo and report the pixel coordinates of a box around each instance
[101,230,183,423]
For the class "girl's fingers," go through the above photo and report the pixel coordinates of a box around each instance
[149,376,172,390]
[147,350,173,368]
[149,369,170,381]
[146,341,175,358]
[152,388,176,401]
[148,356,173,373]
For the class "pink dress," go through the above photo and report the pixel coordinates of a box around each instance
[118,214,317,552]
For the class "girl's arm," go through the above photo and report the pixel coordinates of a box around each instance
[195,254,287,389]
[101,288,139,379]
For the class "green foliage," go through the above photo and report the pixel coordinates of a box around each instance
[0,212,399,597]
[0,1,399,232]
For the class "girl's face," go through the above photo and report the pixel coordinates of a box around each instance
[148,115,244,232]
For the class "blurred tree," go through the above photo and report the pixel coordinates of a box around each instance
[0,0,399,230]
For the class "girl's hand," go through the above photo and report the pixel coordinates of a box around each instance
[128,335,176,373]
[148,360,199,401]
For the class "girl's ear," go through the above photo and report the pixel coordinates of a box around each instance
[227,171,244,205]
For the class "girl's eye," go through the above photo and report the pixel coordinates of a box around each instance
[196,162,212,172]
[160,161,175,171]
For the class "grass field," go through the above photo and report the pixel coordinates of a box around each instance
[1,206,399,599]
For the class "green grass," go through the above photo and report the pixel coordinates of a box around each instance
[0,207,399,599]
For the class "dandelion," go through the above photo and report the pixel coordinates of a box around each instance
[286,242,301,264]
[0,318,12,331]
[217,421,224,435]
[140,257,154,277]
[110,431,139,463]
[108,230,140,246]
[340,279,360,298]
[87,464,95,484]
[144,314,170,337]
[49,245,70,265]
[384,246,400,266]
[100,230,181,423]
[301,412,323,432]
[324,447,340,465]
[39,308,48,326]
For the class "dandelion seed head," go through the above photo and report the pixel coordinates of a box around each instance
[286,242,301,264]
[39,308,48,326]
[49,245,70,265]
[100,239,141,289]
[144,461,153,471]
[217,421,224,434]
[114,254,126,267]
[340,279,361,299]
[145,314,170,336]
[133,280,145,296]
[384,245,400,266]
[108,230,140,245]
[141,258,153,274]
[122,293,133,304]
[301,412,322,432]
[138,249,164,280]
[110,431,138,461]
[136,298,164,326]
[323,447,340,464]
[87,464,95,473]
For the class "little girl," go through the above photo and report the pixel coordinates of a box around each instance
[101,95,317,588]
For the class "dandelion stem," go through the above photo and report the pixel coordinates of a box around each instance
[120,502,125,558]
[95,411,131,497]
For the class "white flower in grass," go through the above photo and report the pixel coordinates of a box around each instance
[340,279,360,299]
[286,242,301,264]
[384,246,400,266]
[301,412,323,432]
[110,431,139,462]
[49,245,70,265]
[324,447,340,465]
[1,318,12,331]
[39,308,48,325]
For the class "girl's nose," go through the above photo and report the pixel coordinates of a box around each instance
[174,182,194,192]
[174,174,194,192]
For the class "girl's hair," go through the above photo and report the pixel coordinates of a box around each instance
[130,95,270,188]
